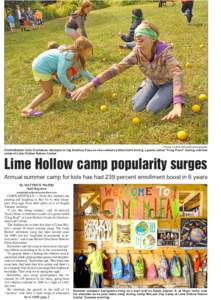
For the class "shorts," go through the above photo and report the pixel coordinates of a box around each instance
[9,22,15,28]
[36,19,43,25]
[29,19,35,25]
[65,25,77,35]
[19,19,24,26]
[33,70,51,82]
[24,20,29,27]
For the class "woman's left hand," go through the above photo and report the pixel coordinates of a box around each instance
[161,103,182,121]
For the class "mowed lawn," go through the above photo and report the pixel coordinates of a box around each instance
[4,1,208,144]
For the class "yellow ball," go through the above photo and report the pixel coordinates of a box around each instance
[185,62,192,68]
[112,93,117,99]
[177,131,188,141]
[192,104,201,113]
[132,117,141,124]
[198,94,207,101]
[171,43,174,47]
[100,105,108,112]
[199,44,204,48]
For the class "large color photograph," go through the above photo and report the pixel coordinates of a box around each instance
[5,0,208,144]
[74,184,208,289]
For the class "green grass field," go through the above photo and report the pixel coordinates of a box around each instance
[4,1,208,144]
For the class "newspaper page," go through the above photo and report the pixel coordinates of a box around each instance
[1,0,219,300]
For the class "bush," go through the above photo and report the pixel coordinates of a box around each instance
[108,0,156,6]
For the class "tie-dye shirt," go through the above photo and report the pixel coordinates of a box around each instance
[94,41,184,104]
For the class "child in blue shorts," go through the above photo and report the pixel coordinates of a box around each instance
[7,13,15,32]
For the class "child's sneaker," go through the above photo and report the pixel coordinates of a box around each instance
[119,45,127,49]
[65,92,72,99]
[21,108,43,117]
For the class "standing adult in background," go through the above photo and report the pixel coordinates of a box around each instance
[15,5,24,31]
[65,0,92,40]
[181,0,194,24]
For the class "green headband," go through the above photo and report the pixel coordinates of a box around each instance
[135,27,158,40]
[132,15,140,21]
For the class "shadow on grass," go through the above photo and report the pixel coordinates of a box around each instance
[43,98,87,114]
[191,23,204,27]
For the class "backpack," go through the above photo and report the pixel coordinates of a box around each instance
[147,263,157,280]
[183,253,195,288]
[75,253,90,288]
[111,256,124,279]
[193,252,202,272]
[103,255,112,280]
[134,256,145,279]
[122,254,135,282]
[158,255,169,280]
[169,255,182,277]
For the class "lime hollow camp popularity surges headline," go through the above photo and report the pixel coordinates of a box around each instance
[4,157,207,171]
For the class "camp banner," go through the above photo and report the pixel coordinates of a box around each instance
[100,186,179,220]
[133,220,157,250]
[113,220,132,247]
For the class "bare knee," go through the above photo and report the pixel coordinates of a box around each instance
[44,89,53,98]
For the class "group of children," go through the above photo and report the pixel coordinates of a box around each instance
[21,0,195,120]
[7,5,43,33]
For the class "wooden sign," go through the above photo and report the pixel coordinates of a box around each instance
[100,186,179,220]
[84,219,112,241]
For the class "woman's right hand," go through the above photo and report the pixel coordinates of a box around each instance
[71,84,92,101]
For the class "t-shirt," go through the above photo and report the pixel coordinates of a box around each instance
[17,9,22,20]
[35,11,42,20]
[86,250,106,274]
[7,15,14,23]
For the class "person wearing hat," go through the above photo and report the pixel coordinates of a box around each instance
[72,21,184,121]
[118,8,143,49]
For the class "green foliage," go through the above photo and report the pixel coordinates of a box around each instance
[108,0,156,6]
[5,0,110,29]
[4,1,208,144]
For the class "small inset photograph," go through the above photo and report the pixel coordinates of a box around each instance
[74,184,207,289]
[4,0,207,144]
